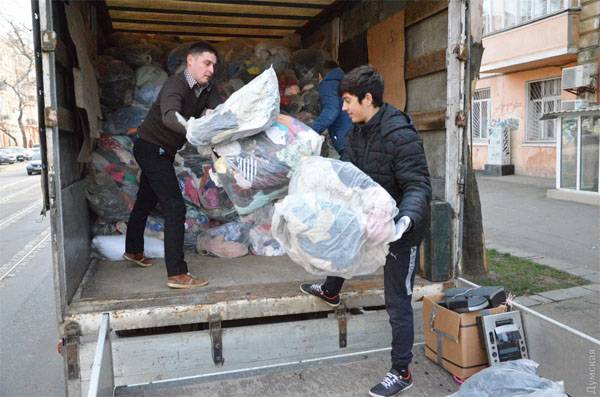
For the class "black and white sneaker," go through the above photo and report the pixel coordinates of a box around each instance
[300,283,340,307]
[369,369,413,397]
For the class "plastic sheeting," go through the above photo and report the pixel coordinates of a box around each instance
[184,67,280,146]
[450,359,567,397]
[196,221,249,258]
[272,157,398,278]
[212,114,323,215]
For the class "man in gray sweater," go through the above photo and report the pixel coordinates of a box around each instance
[124,42,222,289]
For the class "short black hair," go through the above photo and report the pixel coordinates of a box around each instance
[317,60,340,77]
[339,65,384,107]
[187,41,219,62]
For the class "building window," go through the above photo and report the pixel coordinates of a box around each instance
[483,0,576,35]
[526,78,561,142]
[472,88,491,141]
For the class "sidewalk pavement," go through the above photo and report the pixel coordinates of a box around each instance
[477,174,600,340]
[477,174,600,283]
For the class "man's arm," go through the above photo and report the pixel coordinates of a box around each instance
[160,78,187,135]
[311,80,341,134]
[392,129,432,229]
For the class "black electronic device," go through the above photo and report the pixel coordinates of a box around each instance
[438,286,506,313]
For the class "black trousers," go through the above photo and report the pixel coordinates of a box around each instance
[323,243,419,371]
[125,138,188,277]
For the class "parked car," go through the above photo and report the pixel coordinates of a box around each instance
[10,147,32,161]
[0,148,17,164]
[26,151,42,175]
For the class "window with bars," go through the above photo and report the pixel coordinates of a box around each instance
[526,78,561,142]
[472,88,491,141]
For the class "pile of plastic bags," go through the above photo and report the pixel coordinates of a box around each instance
[272,157,398,278]
[88,34,331,260]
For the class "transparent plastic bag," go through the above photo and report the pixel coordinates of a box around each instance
[240,204,285,256]
[450,359,567,397]
[196,221,249,258]
[85,173,131,222]
[184,204,210,249]
[134,64,168,105]
[92,235,164,261]
[102,103,149,135]
[212,114,323,215]
[272,157,398,278]
[184,66,280,146]
[167,44,189,75]
[96,56,136,109]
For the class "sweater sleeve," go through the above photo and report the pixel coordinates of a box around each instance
[160,78,187,135]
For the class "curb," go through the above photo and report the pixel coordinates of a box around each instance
[513,284,599,307]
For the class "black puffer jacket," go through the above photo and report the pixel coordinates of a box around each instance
[341,103,432,249]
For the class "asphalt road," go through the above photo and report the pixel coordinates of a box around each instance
[0,161,65,397]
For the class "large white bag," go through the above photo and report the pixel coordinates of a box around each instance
[184,66,280,146]
[92,235,164,261]
[272,157,398,278]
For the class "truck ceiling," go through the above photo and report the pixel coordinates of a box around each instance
[103,0,349,42]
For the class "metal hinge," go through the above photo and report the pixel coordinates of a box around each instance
[45,107,58,128]
[455,110,467,128]
[208,314,224,367]
[336,304,347,348]
[63,322,81,380]
[41,30,57,52]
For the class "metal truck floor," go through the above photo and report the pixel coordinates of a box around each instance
[115,344,459,397]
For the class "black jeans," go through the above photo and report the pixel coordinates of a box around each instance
[125,138,188,277]
[323,243,419,371]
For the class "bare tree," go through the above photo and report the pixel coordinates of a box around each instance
[0,115,19,146]
[0,18,36,147]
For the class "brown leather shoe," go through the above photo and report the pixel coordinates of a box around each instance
[123,253,153,267]
[167,273,209,289]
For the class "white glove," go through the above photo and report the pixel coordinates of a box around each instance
[393,216,412,242]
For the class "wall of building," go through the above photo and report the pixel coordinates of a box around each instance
[472,66,576,178]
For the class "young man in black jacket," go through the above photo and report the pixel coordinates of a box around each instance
[124,42,222,289]
[300,65,431,396]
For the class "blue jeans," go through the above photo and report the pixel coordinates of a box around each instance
[323,243,419,370]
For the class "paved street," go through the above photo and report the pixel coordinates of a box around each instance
[0,161,65,397]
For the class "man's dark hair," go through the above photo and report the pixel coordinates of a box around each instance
[187,41,219,62]
[339,65,384,107]
[317,60,340,77]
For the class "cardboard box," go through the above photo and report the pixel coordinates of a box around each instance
[422,294,507,379]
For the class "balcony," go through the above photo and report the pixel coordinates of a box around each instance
[480,0,580,74]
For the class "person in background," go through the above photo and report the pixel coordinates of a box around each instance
[123,42,222,289]
[300,65,432,397]
[311,60,353,156]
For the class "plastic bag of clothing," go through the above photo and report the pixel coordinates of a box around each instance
[196,221,249,258]
[96,56,136,109]
[92,135,139,209]
[212,114,323,215]
[254,42,291,72]
[272,157,398,278]
[196,162,237,221]
[167,44,189,75]
[102,103,149,135]
[290,49,326,88]
[86,173,132,222]
[241,204,285,256]
[105,43,162,68]
[134,64,168,105]
[175,166,203,208]
[184,204,210,249]
[184,66,280,147]
[176,144,213,177]
[450,359,567,397]
[92,235,164,261]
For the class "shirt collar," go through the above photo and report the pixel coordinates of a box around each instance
[184,68,198,89]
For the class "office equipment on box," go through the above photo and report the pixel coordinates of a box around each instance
[480,311,528,365]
